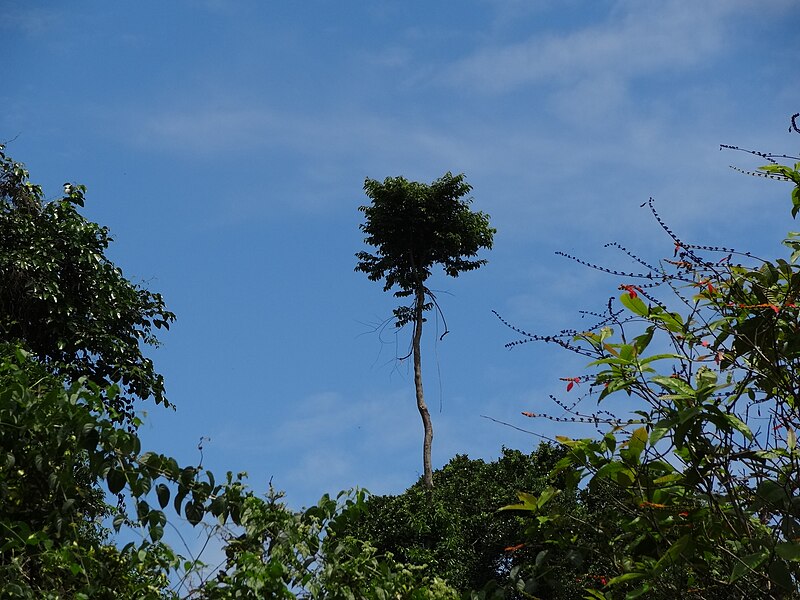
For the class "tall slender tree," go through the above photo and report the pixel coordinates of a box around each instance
[356,172,495,488]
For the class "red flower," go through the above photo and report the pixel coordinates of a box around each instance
[619,284,642,299]
[560,376,581,391]
[694,279,715,294]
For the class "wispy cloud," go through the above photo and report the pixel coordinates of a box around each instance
[104,0,796,237]
[136,107,288,154]
[1,2,62,36]
[123,103,486,223]
[211,389,423,502]
[448,0,766,95]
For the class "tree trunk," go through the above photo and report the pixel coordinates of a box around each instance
[413,286,434,489]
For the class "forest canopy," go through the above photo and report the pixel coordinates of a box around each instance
[2,113,800,598]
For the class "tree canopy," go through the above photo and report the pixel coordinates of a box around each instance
[344,444,599,598]
[356,172,495,325]
[0,148,459,599]
[6,118,800,599]
[0,146,175,421]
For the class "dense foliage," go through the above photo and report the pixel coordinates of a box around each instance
[500,131,800,598]
[356,173,495,312]
[0,147,175,422]
[0,346,175,598]
[0,149,458,599]
[198,487,458,599]
[345,445,600,598]
[6,119,800,598]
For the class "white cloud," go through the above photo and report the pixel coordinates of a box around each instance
[102,0,796,238]
[449,0,761,94]
[138,107,287,154]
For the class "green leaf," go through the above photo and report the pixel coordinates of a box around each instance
[677,406,701,424]
[595,462,635,487]
[628,427,648,458]
[632,327,655,354]
[757,480,789,505]
[652,473,682,485]
[651,375,695,397]
[149,524,164,542]
[652,534,691,575]
[112,513,126,532]
[730,550,769,583]
[537,486,559,508]
[775,542,800,561]
[185,500,204,526]
[769,559,794,590]
[650,311,684,333]
[500,491,538,513]
[650,417,676,445]
[174,487,188,515]
[619,292,648,317]
[107,467,126,495]
[638,352,683,365]
[136,500,150,523]
[155,483,170,509]
[694,366,718,390]
[723,414,753,441]
[605,571,646,586]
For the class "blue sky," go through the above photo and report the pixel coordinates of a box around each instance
[3,0,799,518]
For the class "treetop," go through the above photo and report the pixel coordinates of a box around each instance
[356,172,495,298]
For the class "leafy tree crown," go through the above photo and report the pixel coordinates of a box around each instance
[355,172,495,300]
[0,146,175,418]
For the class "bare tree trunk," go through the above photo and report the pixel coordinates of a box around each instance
[413,287,434,489]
